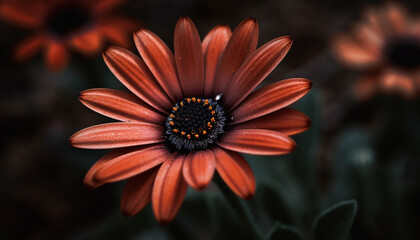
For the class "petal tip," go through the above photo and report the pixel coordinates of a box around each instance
[244,17,257,23]
[78,90,88,101]
[178,16,192,23]
[83,180,99,190]
[241,17,258,29]
[285,35,294,43]
[121,209,135,218]
[102,48,113,61]
[290,141,297,152]
[194,183,209,191]
[103,46,122,58]
[134,28,149,38]
[298,78,313,91]
[238,17,258,29]
[68,132,82,148]
[68,134,76,146]
[307,79,313,89]
[306,118,312,128]
[278,35,293,48]
[243,192,255,200]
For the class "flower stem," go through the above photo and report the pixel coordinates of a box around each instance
[213,174,265,240]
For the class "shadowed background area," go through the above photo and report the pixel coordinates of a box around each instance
[1,0,420,239]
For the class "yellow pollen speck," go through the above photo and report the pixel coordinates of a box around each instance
[211,111,216,115]
[204,99,209,104]
[181,131,186,135]
[170,114,175,118]
[187,134,191,139]
[211,117,215,122]
[180,101,184,106]
[202,130,207,135]
[187,98,191,103]
[197,99,201,103]
[208,106,212,110]
[173,129,179,133]
[169,121,174,126]
[192,97,196,102]
[207,122,212,128]
[173,107,178,111]
[195,134,199,138]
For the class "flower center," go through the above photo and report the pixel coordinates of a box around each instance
[384,36,420,69]
[165,94,226,152]
[45,4,92,38]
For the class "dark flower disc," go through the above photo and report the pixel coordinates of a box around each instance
[45,4,92,37]
[384,36,420,69]
[166,94,226,152]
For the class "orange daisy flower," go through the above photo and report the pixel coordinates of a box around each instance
[332,3,420,99]
[70,17,312,224]
[0,0,137,72]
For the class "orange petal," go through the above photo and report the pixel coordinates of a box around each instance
[352,24,383,55]
[332,33,379,68]
[379,70,416,98]
[384,3,407,33]
[13,34,44,61]
[79,88,165,124]
[354,73,379,100]
[99,24,131,48]
[70,30,102,55]
[213,147,255,199]
[202,26,232,97]
[108,16,138,29]
[224,36,293,111]
[121,167,159,217]
[153,154,188,225]
[103,47,172,113]
[183,150,216,190]
[362,7,385,37]
[174,17,204,97]
[69,122,165,149]
[232,108,311,136]
[0,2,41,27]
[84,144,168,189]
[97,17,138,43]
[92,0,125,14]
[214,18,259,96]
[217,129,296,155]
[45,41,69,72]
[134,29,183,102]
[231,78,312,124]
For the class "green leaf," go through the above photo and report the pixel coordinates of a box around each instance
[266,222,303,240]
[312,200,358,240]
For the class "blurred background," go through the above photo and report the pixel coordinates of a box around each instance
[1,0,420,239]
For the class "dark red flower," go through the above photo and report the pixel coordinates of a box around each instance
[70,17,312,224]
[332,3,420,99]
[0,0,137,72]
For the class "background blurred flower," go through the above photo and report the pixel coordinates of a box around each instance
[0,0,138,72]
[70,17,312,224]
[332,3,420,99]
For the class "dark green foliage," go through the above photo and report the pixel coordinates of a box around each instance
[266,222,303,240]
[312,200,358,240]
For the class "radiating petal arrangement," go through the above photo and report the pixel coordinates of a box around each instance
[70,17,312,224]
[332,3,420,99]
[0,0,138,72]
